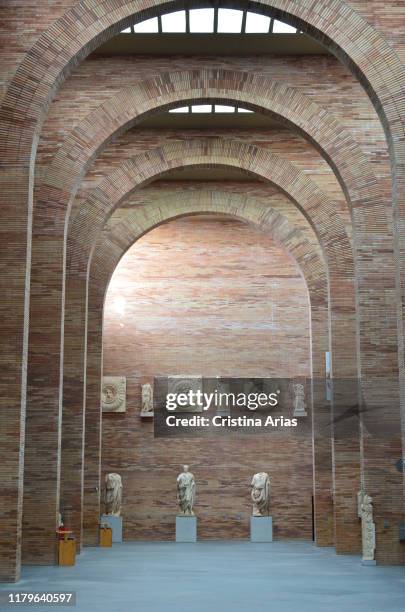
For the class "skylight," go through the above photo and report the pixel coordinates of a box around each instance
[168,105,254,114]
[272,20,297,33]
[161,10,186,33]
[189,8,214,33]
[124,9,298,35]
[217,9,243,33]
[214,105,235,113]
[133,17,159,33]
[192,104,213,113]
[245,13,271,33]
[169,106,189,113]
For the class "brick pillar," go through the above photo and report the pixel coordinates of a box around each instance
[330,277,362,555]
[356,235,405,564]
[0,150,31,581]
[83,288,104,546]
[361,377,405,564]
[60,273,88,551]
[23,197,65,566]
[61,236,116,549]
[311,304,334,547]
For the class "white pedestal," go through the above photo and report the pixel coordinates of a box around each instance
[176,516,197,542]
[140,410,154,418]
[250,516,273,542]
[361,559,377,566]
[100,515,122,543]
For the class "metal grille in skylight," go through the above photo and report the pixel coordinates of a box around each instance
[124,9,298,35]
[168,105,254,113]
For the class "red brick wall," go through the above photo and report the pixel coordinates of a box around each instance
[101,215,313,540]
[1,0,405,583]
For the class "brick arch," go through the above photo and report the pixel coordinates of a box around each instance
[65,138,353,284]
[70,137,403,559]
[27,68,394,392]
[60,136,404,562]
[58,143,359,559]
[95,192,327,317]
[83,190,330,549]
[29,71,369,437]
[67,138,354,380]
[38,69,380,226]
[29,75,398,516]
[64,140,354,419]
[26,138,354,569]
[2,0,405,581]
[2,1,404,416]
[2,1,403,170]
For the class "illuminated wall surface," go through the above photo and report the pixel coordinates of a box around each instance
[102,216,312,540]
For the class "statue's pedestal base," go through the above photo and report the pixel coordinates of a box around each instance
[361,559,376,566]
[176,516,197,542]
[140,410,154,418]
[250,516,273,542]
[100,515,122,543]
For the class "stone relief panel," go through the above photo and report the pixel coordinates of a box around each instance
[140,382,154,417]
[102,376,126,413]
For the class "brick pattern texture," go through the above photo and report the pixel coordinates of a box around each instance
[86,190,331,548]
[101,215,313,540]
[1,0,405,582]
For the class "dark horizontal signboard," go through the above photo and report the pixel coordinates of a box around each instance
[153,376,398,439]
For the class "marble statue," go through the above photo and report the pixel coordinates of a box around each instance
[140,382,153,416]
[251,472,270,516]
[293,383,307,417]
[360,493,376,562]
[102,376,126,413]
[177,465,196,516]
[104,473,123,516]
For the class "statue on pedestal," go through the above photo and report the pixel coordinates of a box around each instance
[251,472,270,516]
[360,493,376,562]
[140,383,153,416]
[177,465,195,516]
[293,383,307,417]
[104,473,123,517]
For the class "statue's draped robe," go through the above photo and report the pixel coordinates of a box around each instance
[177,472,195,514]
[251,473,270,516]
[105,474,122,516]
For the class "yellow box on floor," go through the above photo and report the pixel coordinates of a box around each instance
[58,537,76,566]
[99,526,112,547]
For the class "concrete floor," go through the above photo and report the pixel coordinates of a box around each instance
[1,541,405,612]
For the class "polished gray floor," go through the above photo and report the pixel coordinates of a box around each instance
[1,541,405,611]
